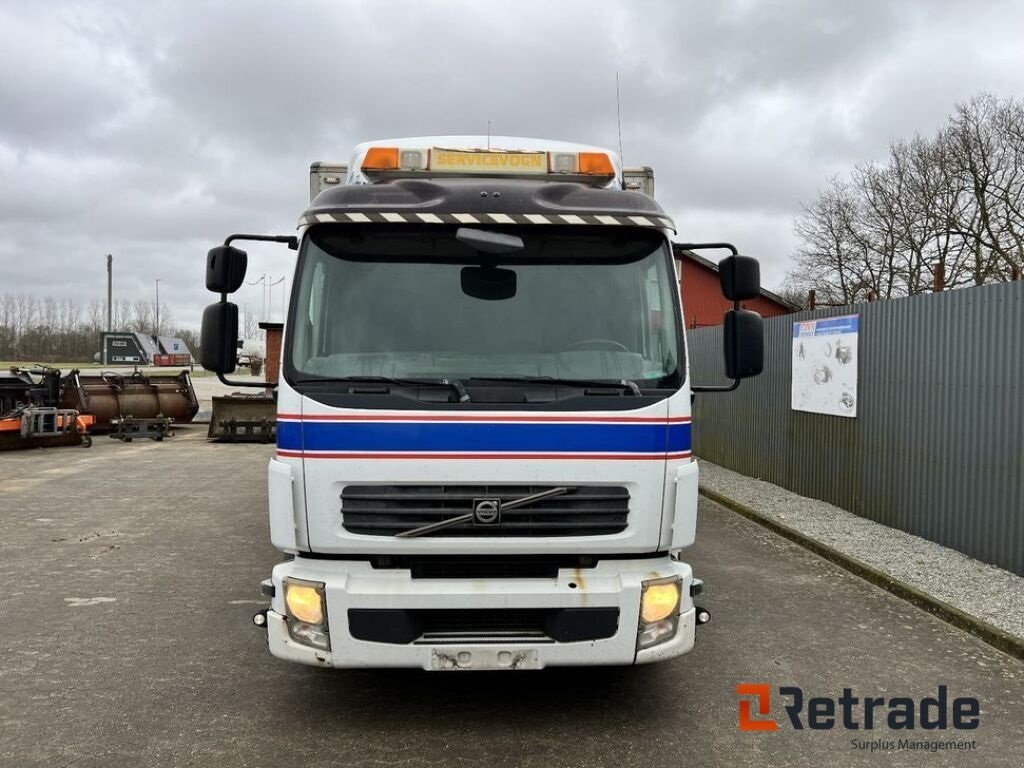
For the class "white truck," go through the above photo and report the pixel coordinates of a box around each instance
[200,136,764,670]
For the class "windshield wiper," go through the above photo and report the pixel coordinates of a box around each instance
[468,375,641,396]
[291,375,471,402]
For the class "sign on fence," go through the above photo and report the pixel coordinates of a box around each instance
[791,314,859,417]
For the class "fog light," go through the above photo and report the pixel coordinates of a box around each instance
[284,579,325,625]
[290,621,330,651]
[640,578,681,624]
[638,616,678,649]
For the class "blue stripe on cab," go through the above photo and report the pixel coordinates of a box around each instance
[277,420,303,450]
[277,420,691,454]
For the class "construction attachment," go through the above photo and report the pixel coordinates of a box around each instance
[208,394,276,443]
[0,368,93,450]
[61,369,199,432]
[108,416,174,443]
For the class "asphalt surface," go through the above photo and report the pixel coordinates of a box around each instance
[0,433,1021,767]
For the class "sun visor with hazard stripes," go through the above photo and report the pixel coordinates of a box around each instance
[300,179,675,231]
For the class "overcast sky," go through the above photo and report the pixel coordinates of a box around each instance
[3,0,1023,329]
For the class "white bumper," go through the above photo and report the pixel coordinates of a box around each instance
[264,556,697,669]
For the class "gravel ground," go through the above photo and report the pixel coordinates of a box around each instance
[3,438,1022,766]
[698,459,1024,641]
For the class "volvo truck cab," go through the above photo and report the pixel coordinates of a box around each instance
[201,136,763,670]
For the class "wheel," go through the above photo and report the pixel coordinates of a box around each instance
[80,435,93,448]
[563,338,631,353]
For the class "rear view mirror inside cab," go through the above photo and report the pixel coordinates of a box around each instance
[461,266,517,301]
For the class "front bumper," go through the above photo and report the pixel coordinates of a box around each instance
[263,556,697,669]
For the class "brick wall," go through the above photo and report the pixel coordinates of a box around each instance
[259,323,283,384]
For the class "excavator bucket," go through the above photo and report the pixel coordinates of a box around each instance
[207,394,276,443]
[61,369,199,432]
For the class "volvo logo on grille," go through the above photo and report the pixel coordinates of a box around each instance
[473,498,501,525]
[395,487,571,538]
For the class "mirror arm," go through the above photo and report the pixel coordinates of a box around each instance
[691,379,741,394]
[225,233,299,250]
[680,242,746,393]
[204,235,295,386]
[691,288,741,394]
[676,241,738,257]
[217,372,274,390]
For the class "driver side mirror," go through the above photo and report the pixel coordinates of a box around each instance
[200,302,239,373]
[206,245,248,293]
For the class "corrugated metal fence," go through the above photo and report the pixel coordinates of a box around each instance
[688,281,1024,575]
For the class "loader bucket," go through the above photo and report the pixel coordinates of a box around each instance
[61,370,199,432]
[207,394,276,443]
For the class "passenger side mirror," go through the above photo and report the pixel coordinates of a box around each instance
[206,245,248,294]
[723,309,763,379]
[200,302,239,373]
[719,255,760,301]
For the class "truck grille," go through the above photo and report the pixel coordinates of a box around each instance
[347,607,620,644]
[340,484,629,537]
[419,609,550,640]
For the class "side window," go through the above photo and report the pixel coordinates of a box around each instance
[645,264,664,362]
[308,262,325,357]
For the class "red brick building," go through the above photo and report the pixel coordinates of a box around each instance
[673,244,795,328]
[258,321,284,384]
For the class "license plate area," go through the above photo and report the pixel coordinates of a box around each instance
[430,648,541,671]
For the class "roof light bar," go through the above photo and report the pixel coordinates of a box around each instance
[360,146,616,180]
[362,147,400,171]
[578,152,615,176]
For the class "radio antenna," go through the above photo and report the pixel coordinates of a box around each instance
[615,71,624,166]
[487,120,491,150]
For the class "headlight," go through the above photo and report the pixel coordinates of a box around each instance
[285,580,325,624]
[640,579,681,624]
[284,578,330,651]
[637,577,682,651]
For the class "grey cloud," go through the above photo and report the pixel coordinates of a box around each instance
[2,0,1023,326]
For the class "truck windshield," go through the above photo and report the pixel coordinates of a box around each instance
[287,224,682,390]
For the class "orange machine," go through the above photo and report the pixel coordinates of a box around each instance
[0,368,94,450]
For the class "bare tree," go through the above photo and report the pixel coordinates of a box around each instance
[242,308,260,340]
[790,178,873,305]
[129,300,153,334]
[156,303,174,337]
[86,300,104,333]
[113,299,132,330]
[786,93,1024,302]
[0,290,189,363]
